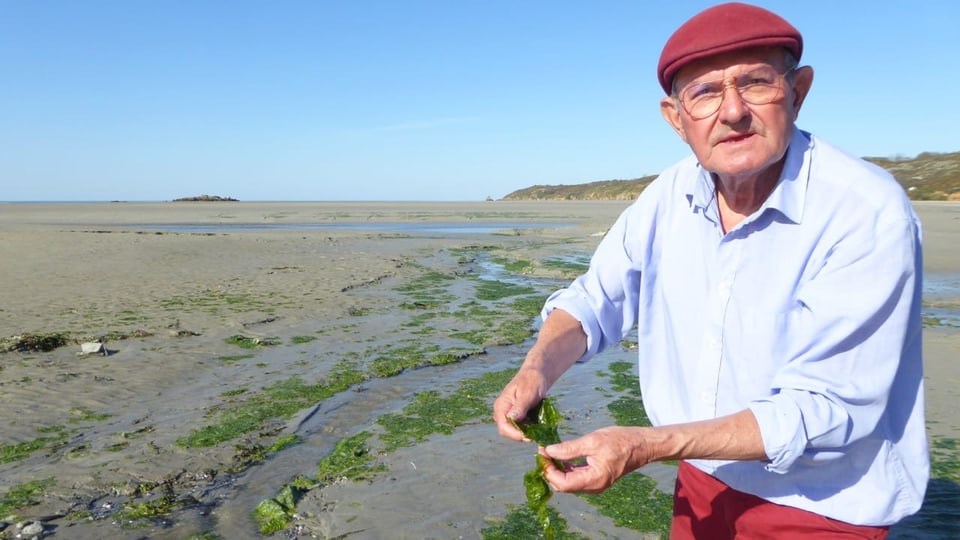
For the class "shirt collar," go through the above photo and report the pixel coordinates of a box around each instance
[687,128,812,225]
[763,128,811,225]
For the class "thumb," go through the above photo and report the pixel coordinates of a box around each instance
[543,439,583,462]
[502,408,531,442]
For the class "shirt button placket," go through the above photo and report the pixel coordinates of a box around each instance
[696,239,740,418]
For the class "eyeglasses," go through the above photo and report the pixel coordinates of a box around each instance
[676,66,794,120]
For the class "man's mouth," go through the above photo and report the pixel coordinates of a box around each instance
[720,133,753,144]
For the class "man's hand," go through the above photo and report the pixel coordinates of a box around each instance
[493,367,550,442]
[494,309,588,442]
[539,411,768,494]
[540,426,649,494]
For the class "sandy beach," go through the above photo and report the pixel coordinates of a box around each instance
[0,200,957,539]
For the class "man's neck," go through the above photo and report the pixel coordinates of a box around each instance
[713,159,784,233]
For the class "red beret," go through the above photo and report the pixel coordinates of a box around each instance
[657,2,803,95]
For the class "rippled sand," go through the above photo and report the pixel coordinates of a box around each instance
[0,201,956,539]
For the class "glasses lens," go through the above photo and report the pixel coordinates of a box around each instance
[737,68,783,105]
[680,81,723,119]
[679,67,787,119]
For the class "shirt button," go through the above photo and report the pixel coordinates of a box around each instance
[700,391,713,404]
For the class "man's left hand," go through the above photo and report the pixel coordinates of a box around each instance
[540,426,650,494]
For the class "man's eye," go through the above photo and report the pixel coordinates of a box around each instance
[742,72,776,86]
[686,83,721,100]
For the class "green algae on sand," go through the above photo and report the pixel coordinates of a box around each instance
[510,398,564,539]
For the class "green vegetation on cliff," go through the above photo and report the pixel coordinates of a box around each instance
[502,175,657,201]
[502,151,960,201]
[864,152,960,201]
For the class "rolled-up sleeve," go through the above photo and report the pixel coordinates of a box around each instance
[750,211,921,473]
[542,202,647,362]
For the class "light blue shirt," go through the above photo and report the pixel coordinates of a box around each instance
[544,129,928,526]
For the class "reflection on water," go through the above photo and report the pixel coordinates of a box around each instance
[125,222,572,234]
[924,274,960,299]
[924,274,960,327]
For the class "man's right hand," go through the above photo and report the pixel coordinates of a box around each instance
[493,366,549,442]
[493,308,588,442]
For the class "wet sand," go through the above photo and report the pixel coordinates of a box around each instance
[0,200,957,539]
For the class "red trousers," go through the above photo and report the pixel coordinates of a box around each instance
[670,461,889,539]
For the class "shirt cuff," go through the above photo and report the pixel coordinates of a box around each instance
[542,290,601,362]
[749,397,808,474]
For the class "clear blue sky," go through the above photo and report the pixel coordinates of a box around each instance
[2,1,957,202]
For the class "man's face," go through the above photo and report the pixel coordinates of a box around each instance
[660,47,813,183]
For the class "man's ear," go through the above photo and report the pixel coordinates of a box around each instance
[789,66,814,118]
[660,96,688,143]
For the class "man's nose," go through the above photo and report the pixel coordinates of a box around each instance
[717,83,749,124]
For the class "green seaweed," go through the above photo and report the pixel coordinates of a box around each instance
[525,454,556,538]
[491,256,535,274]
[600,361,651,428]
[253,484,308,534]
[605,361,640,395]
[582,358,673,535]
[582,472,673,537]
[390,253,548,350]
[2,332,70,352]
[474,278,537,301]
[449,328,488,346]
[1,426,68,464]
[1,438,49,464]
[542,257,590,275]
[378,390,484,450]
[607,396,651,428]
[68,407,112,423]
[510,398,564,539]
[229,435,302,473]
[510,295,547,318]
[177,361,365,447]
[316,431,386,483]
[930,437,960,482]
[107,441,130,452]
[252,368,518,535]
[510,398,562,447]
[0,477,55,518]
[395,270,456,310]
[269,434,301,453]
[219,354,255,362]
[376,369,516,451]
[481,505,588,540]
[253,498,289,534]
[119,491,196,521]
[255,433,381,534]
[368,342,441,377]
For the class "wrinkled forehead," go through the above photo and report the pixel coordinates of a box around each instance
[672,46,788,90]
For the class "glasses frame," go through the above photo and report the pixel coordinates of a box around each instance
[675,66,796,120]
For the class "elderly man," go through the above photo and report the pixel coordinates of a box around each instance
[493,2,928,538]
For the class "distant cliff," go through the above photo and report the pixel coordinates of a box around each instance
[501,151,960,201]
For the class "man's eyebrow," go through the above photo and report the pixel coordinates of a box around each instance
[685,65,777,84]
